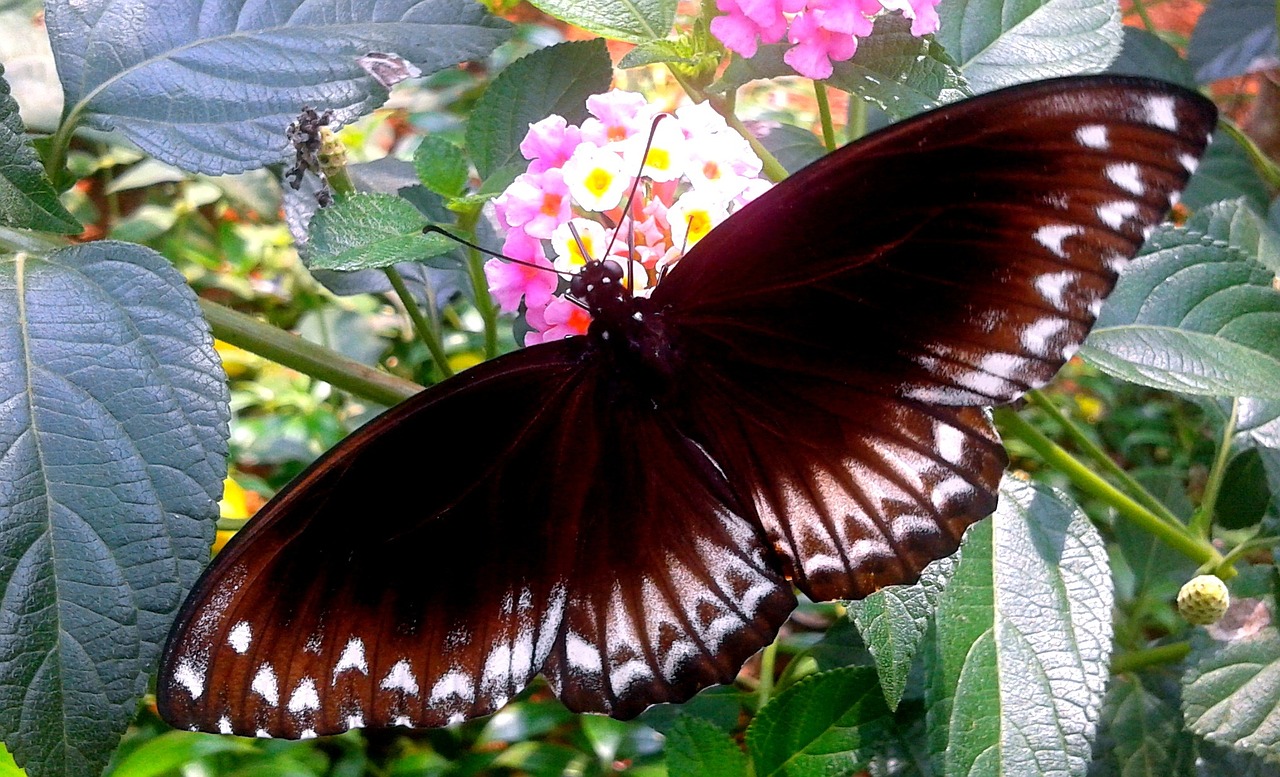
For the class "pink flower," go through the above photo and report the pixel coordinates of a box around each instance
[880,0,941,35]
[784,2,867,80]
[581,91,654,145]
[520,115,583,173]
[484,230,557,313]
[493,168,571,239]
[528,297,592,344]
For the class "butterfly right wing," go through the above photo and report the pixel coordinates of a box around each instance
[158,339,794,737]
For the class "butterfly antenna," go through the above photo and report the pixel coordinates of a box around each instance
[602,113,670,263]
[422,224,571,278]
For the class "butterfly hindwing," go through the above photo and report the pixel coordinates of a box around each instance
[158,340,794,736]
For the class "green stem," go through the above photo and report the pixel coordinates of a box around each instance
[1127,0,1158,32]
[814,82,837,152]
[669,69,789,182]
[44,106,85,187]
[1192,398,1238,537]
[385,266,454,378]
[995,407,1232,576]
[1222,119,1280,190]
[455,210,499,359]
[1111,642,1190,674]
[758,640,778,708]
[847,96,867,143]
[200,298,421,406]
[1025,390,1182,527]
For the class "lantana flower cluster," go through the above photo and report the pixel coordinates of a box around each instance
[711,0,942,80]
[488,91,772,345]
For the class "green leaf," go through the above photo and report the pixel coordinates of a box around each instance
[1105,26,1197,89]
[308,193,456,271]
[1187,0,1278,83]
[757,124,827,175]
[46,0,510,175]
[925,477,1113,776]
[106,732,255,777]
[1184,625,1280,761]
[1217,448,1272,529]
[1083,200,1280,400]
[413,136,469,198]
[527,0,676,43]
[0,64,78,233]
[1182,130,1273,214]
[847,552,960,710]
[935,0,1123,93]
[1091,675,1194,777]
[465,39,613,187]
[665,715,749,777]
[0,242,229,777]
[746,667,894,777]
[714,16,969,119]
[618,39,695,68]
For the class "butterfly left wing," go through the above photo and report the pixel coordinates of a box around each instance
[650,76,1215,602]
[158,340,795,737]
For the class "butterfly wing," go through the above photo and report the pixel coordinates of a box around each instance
[158,340,794,736]
[652,76,1216,601]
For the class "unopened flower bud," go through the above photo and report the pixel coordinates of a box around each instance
[1178,575,1230,625]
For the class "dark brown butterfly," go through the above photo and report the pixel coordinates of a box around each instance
[159,76,1216,738]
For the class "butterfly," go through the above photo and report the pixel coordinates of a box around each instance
[158,75,1216,738]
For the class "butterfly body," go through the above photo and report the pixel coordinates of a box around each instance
[159,76,1217,738]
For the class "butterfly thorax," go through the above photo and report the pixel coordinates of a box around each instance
[572,261,678,389]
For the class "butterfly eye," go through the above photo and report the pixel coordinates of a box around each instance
[600,260,624,282]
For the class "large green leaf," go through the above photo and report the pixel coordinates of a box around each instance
[746,667,894,777]
[1183,625,1280,762]
[0,242,228,777]
[465,39,613,189]
[46,0,510,175]
[1083,200,1280,400]
[846,552,960,711]
[0,65,78,233]
[1104,26,1196,89]
[1182,131,1273,214]
[935,0,1122,93]
[527,0,675,42]
[1187,0,1278,83]
[714,16,969,119]
[925,477,1113,776]
[665,715,749,777]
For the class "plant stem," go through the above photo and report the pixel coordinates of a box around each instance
[200,298,421,406]
[668,69,790,182]
[1192,398,1238,537]
[758,640,778,708]
[1222,119,1280,190]
[995,407,1232,576]
[814,82,837,152]
[1127,0,1158,33]
[385,266,454,378]
[847,96,867,142]
[1025,390,1182,527]
[1111,642,1191,674]
[455,209,499,358]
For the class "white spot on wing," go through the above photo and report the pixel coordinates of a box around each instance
[1179,153,1199,173]
[1098,200,1138,230]
[346,713,364,730]
[1035,271,1076,310]
[288,678,320,713]
[255,728,270,738]
[565,631,603,674]
[218,716,232,735]
[1022,318,1070,358]
[252,664,279,706]
[334,637,367,678]
[934,423,968,463]
[228,622,252,654]
[1143,95,1178,130]
[174,658,205,700]
[1106,163,1144,196]
[393,715,411,727]
[429,670,474,704]
[1076,125,1108,150]
[300,729,317,740]
[381,660,420,696]
[448,712,465,726]
[1034,225,1083,259]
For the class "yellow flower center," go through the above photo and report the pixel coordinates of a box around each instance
[686,210,712,243]
[645,148,671,172]
[585,168,614,197]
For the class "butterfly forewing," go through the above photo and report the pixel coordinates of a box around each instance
[159,76,1217,737]
[655,77,1217,407]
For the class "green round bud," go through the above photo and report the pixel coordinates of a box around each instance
[1178,574,1230,625]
